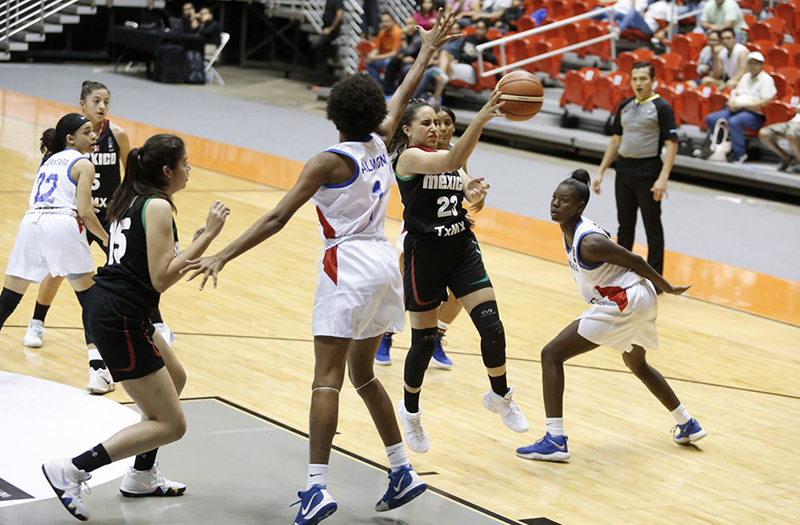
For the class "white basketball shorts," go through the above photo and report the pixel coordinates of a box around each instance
[6,210,95,283]
[577,280,658,353]
[396,221,407,254]
[313,237,405,340]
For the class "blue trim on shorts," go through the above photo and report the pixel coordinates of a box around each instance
[322,149,360,188]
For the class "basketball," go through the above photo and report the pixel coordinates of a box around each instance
[496,71,544,121]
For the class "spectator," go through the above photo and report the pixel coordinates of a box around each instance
[593,61,678,280]
[612,0,674,41]
[476,0,513,25]
[759,108,800,172]
[181,2,198,33]
[705,52,777,163]
[311,0,345,87]
[459,19,498,66]
[382,31,423,94]
[413,0,438,31]
[197,7,222,60]
[362,0,380,38]
[704,27,747,89]
[500,0,525,32]
[445,0,482,27]
[365,13,403,83]
[693,30,721,86]
[596,0,649,26]
[700,0,747,40]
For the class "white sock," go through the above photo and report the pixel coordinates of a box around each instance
[307,464,328,489]
[671,404,691,425]
[437,320,450,332]
[87,347,102,362]
[386,442,409,472]
[546,417,565,437]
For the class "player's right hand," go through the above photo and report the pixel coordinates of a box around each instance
[205,201,230,238]
[184,254,225,291]
[477,89,504,123]
[667,284,691,295]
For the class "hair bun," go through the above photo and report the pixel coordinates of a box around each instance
[570,169,590,186]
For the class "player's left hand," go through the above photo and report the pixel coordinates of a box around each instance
[184,254,225,291]
[666,284,691,295]
[466,177,490,203]
[651,178,668,202]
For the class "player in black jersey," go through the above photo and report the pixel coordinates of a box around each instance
[389,94,531,453]
[42,134,230,522]
[23,81,174,394]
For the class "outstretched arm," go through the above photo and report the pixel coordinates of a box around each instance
[377,6,464,143]
[183,152,341,289]
[579,233,690,295]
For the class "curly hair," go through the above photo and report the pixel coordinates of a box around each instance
[326,74,388,138]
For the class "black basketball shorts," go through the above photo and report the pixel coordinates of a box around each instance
[82,286,165,382]
[403,229,493,312]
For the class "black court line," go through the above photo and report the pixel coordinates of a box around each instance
[10,324,799,400]
[207,395,528,525]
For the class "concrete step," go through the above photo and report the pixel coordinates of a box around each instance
[45,13,81,25]
[9,31,46,43]
[0,40,29,52]
[0,52,10,61]
[63,5,98,15]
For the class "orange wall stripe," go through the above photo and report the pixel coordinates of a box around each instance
[3,89,797,326]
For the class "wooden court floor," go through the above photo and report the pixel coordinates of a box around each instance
[1,108,799,524]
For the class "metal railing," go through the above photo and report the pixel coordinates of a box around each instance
[475,6,617,78]
[1,0,82,48]
[666,6,703,39]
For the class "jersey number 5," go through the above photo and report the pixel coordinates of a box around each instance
[437,195,459,218]
[108,218,132,265]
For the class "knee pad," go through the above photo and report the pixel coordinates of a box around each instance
[469,301,506,369]
[404,327,438,389]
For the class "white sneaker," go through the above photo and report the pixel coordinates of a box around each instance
[23,319,45,348]
[87,367,115,395]
[398,401,429,454]
[41,458,91,521]
[483,386,529,433]
[153,322,175,344]
[120,463,186,497]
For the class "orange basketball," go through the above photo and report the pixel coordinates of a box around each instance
[496,71,544,121]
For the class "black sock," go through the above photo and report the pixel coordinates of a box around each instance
[149,307,163,324]
[0,288,24,330]
[489,375,508,397]
[72,444,112,473]
[403,327,438,413]
[33,302,51,323]
[133,448,158,471]
[89,359,106,370]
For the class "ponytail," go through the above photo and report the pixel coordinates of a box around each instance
[107,134,184,224]
[39,128,64,160]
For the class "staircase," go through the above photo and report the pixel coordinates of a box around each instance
[0,0,164,62]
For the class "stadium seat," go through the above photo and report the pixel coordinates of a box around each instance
[777,67,800,96]
[772,73,790,100]
[708,91,729,114]
[583,22,612,62]
[680,85,717,130]
[743,13,758,28]
[682,61,700,83]
[685,33,706,56]
[762,17,786,44]
[586,71,629,112]
[763,101,796,126]
[355,41,376,72]
[767,47,790,69]
[616,51,637,74]
[783,43,800,67]
[632,48,655,62]
[655,83,681,125]
[533,37,567,79]
[739,0,764,14]
[773,3,800,29]
[784,93,800,108]
[654,53,682,84]
[750,23,777,45]
[749,39,778,56]
[560,67,601,107]
[549,0,571,20]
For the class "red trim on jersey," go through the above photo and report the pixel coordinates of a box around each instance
[323,245,339,285]
[408,145,435,152]
[76,218,84,233]
[115,317,137,372]
[411,249,437,306]
[595,285,629,312]
[316,206,336,239]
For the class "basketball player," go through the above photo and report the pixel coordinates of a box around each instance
[22,81,174,394]
[389,95,529,455]
[42,134,230,521]
[0,115,107,356]
[516,169,705,462]
[377,105,481,368]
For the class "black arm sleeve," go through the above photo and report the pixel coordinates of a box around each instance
[655,98,678,142]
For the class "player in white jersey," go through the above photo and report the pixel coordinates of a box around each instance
[516,169,706,462]
[185,10,463,525]
[0,114,109,347]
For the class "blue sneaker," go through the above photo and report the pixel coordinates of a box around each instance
[375,333,392,366]
[672,418,706,445]
[375,465,427,512]
[431,334,453,369]
[291,485,337,525]
[516,433,570,461]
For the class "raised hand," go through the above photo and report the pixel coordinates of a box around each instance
[205,201,230,239]
[476,89,505,123]
[418,7,463,52]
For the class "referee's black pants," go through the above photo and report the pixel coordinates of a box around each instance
[614,166,664,276]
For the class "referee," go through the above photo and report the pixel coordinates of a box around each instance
[593,61,678,281]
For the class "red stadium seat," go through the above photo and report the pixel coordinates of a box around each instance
[783,93,800,108]
[750,23,777,45]
[772,73,790,100]
[682,61,700,83]
[560,67,601,107]
[632,48,655,62]
[762,17,786,44]
[486,28,503,41]
[655,84,681,125]
[773,3,800,29]
[616,51,637,74]
[740,0,764,14]
[778,67,800,95]
[586,71,629,112]
[584,22,612,62]
[685,33,707,55]
[767,47,790,69]
[743,13,758,29]
[654,53,682,83]
[549,0,571,20]
[763,101,796,126]
[783,43,800,67]
[355,41,376,71]
[708,91,729,113]
[533,38,567,79]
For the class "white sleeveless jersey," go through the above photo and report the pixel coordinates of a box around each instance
[28,149,87,212]
[567,217,644,306]
[312,134,392,244]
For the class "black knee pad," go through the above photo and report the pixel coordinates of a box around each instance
[403,327,438,389]
[0,287,24,327]
[469,301,506,369]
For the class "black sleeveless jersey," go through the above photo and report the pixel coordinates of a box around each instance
[394,146,470,237]
[90,120,121,222]
[94,196,178,314]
